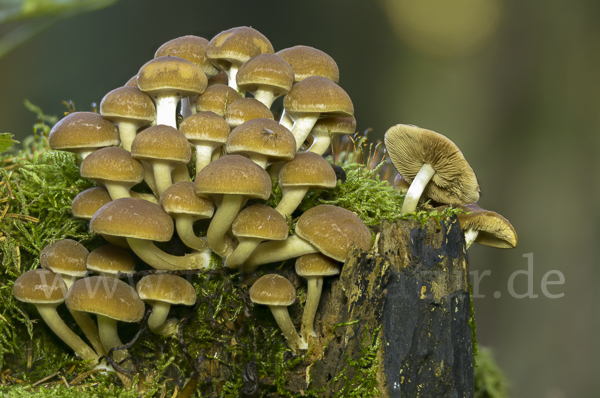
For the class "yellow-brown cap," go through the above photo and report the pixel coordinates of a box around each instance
[155,35,220,78]
[276,45,340,83]
[40,239,89,278]
[160,181,214,219]
[249,274,296,307]
[49,112,119,155]
[138,56,207,99]
[71,187,112,220]
[195,84,242,117]
[456,204,518,249]
[283,76,353,118]
[232,204,288,241]
[14,269,67,304]
[136,273,196,306]
[207,27,274,71]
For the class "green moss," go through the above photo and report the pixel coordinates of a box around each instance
[474,348,509,398]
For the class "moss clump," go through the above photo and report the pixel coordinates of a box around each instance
[474,348,509,398]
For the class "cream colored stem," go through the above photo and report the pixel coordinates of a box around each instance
[180,97,194,119]
[147,301,172,335]
[279,110,293,130]
[141,160,159,197]
[207,195,243,258]
[269,305,306,353]
[172,163,191,183]
[225,237,262,269]
[116,121,140,152]
[301,277,323,339]
[97,315,129,366]
[104,183,132,201]
[152,161,175,196]
[275,186,309,218]
[307,134,331,156]
[174,215,208,251]
[291,114,319,150]
[464,228,479,250]
[241,235,319,272]
[227,65,240,93]
[126,237,210,270]
[36,304,98,362]
[195,145,216,174]
[155,95,179,128]
[253,90,276,109]
[400,163,436,214]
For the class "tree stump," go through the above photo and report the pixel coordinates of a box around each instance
[305,215,474,397]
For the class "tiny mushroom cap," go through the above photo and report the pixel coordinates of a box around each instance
[236,53,294,108]
[179,111,231,172]
[308,116,356,155]
[195,84,242,117]
[48,112,120,159]
[384,124,480,214]
[276,45,340,84]
[207,26,274,91]
[295,253,341,339]
[242,204,372,272]
[40,239,89,287]
[224,98,274,130]
[195,155,272,258]
[137,56,207,127]
[131,124,192,196]
[208,71,228,87]
[136,273,197,335]
[455,203,518,249]
[275,152,337,218]
[226,118,296,169]
[13,269,98,362]
[99,86,156,151]
[160,181,215,251]
[90,197,209,271]
[71,187,112,220]
[283,76,354,150]
[226,204,289,269]
[86,244,136,278]
[249,274,306,353]
[66,276,145,365]
[80,147,144,200]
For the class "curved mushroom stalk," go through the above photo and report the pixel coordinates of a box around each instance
[270,305,307,353]
[126,237,212,270]
[241,235,319,273]
[206,194,243,258]
[401,163,435,214]
[173,215,209,252]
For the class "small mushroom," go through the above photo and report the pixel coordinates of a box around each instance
[455,203,518,249]
[249,274,306,353]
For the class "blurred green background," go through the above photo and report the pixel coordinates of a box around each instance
[1,0,598,396]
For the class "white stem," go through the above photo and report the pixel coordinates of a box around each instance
[152,161,175,196]
[400,163,436,214]
[172,163,191,183]
[291,114,319,151]
[253,90,276,109]
[464,228,479,250]
[141,160,159,197]
[279,110,293,130]
[195,145,217,174]
[270,306,306,353]
[241,235,319,272]
[275,187,309,219]
[115,121,140,152]
[180,97,194,120]
[227,65,240,93]
[126,238,211,270]
[104,183,132,201]
[155,95,180,128]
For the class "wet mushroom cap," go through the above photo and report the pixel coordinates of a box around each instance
[90,197,174,242]
[456,204,518,249]
[249,274,296,307]
[278,152,337,189]
[295,205,372,262]
[384,124,480,205]
[136,273,197,306]
[48,112,119,154]
[295,253,341,278]
[40,239,89,279]
[276,45,340,83]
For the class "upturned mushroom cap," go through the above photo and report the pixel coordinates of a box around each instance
[100,86,155,127]
[71,187,112,220]
[40,239,89,279]
[207,27,274,72]
[295,253,341,278]
[136,274,197,306]
[224,98,274,129]
[137,56,208,99]
[80,147,144,199]
[232,204,289,241]
[249,274,296,307]
[48,112,119,157]
[195,84,242,117]
[284,76,353,118]
[67,276,145,323]
[456,204,518,249]
[90,197,174,242]
[155,35,220,78]
[226,118,296,166]
[384,124,480,205]
[86,244,136,277]
[295,205,372,262]
[276,45,340,83]
[14,269,67,304]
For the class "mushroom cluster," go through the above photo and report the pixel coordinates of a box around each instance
[14,27,378,362]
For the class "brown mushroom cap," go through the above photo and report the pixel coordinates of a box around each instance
[295,253,341,278]
[208,71,228,87]
[295,205,372,262]
[283,76,353,118]
[14,269,67,304]
[179,111,230,146]
[90,197,174,242]
[279,152,337,189]
[160,181,214,218]
[456,204,518,249]
[224,98,274,129]
[136,274,197,306]
[48,112,119,157]
[137,56,208,99]
[232,204,289,241]
[40,239,89,279]
[71,187,112,220]
[207,26,274,72]
[236,53,294,104]
[276,45,340,83]
[67,276,145,323]
[249,273,296,307]
[384,124,480,205]
[131,124,192,163]
[86,244,136,277]
[100,86,155,126]
[195,84,242,117]
[155,35,220,78]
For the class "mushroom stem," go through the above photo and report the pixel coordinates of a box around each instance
[225,237,262,269]
[152,161,175,196]
[253,90,276,109]
[180,97,194,119]
[291,114,319,150]
[146,301,177,335]
[103,184,132,201]
[400,163,436,214]
[241,235,319,272]
[307,135,332,156]
[126,237,211,270]
[115,122,139,152]
[269,305,307,353]
[172,163,191,183]
[227,65,241,93]
[174,215,209,251]
[36,304,99,362]
[206,194,243,257]
[275,187,309,218]
[279,110,294,130]
[154,96,179,128]
[97,315,129,366]
[464,228,479,250]
[195,145,217,173]
[301,277,323,339]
